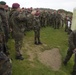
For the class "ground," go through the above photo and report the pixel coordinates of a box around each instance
[23,40,61,71]
[8,27,74,75]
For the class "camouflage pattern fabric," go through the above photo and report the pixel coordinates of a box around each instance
[33,16,42,44]
[0,8,9,55]
[0,51,12,75]
[9,10,24,59]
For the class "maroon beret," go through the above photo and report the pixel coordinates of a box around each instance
[12,3,20,9]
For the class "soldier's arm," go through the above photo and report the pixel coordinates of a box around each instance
[0,10,9,35]
[0,10,8,27]
[15,12,26,22]
[68,32,75,50]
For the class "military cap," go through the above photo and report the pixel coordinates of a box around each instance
[12,3,20,9]
[0,1,6,5]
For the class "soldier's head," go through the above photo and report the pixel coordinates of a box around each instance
[12,3,20,11]
[35,10,40,16]
[0,1,6,9]
[4,5,9,11]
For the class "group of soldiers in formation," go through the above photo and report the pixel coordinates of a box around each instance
[0,1,75,75]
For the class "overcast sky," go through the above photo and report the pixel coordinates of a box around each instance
[4,0,76,12]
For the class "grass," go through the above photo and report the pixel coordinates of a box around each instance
[8,26,74,75]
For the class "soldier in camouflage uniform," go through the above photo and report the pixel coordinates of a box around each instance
[0,1,9,56]
[9,3,25,60]
[63,30,76,75]
[40,11,46,27]
[0,33,12,75]
[26,8,33,31]
[33,11,42,45]
[0,44,12,75]
[65,16,69,32]
[0,1,12,75]
[51,11,56,29]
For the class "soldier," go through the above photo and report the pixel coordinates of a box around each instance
[0,1,12,74]
[33,11,42,45]
[9,3,25,60]
[0,52,12,75]
[0,33,12,75]
[65,16,70,31]
[27,9,33,31]
[0,1,9,56]
[51,11,57,29]
[63,30,76,75]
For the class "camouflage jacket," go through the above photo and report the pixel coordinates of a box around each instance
[10,10,26,33]
[33,16,41,30]
[68,30,76,50]
[0,8,9,34]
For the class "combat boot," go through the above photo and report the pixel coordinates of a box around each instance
[34,41,38,45]
[16,55,24,60]
[63,61,67,66]
[38,42,42,45]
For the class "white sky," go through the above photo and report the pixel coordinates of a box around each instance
[4,0,76,12]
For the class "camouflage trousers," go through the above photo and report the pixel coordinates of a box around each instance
[15,39,23,57]
[71,54,76,75]
[13,33,24,57]
[63,48,73,63]
[34,29,41,43]
[0,51,12,75]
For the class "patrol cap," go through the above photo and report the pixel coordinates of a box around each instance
[0,1,6,5]
[12,3,20,9]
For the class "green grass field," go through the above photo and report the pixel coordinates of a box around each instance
[8,27,74,75]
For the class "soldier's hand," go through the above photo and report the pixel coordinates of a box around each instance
[10,28,12,32]
[73,48,76,53]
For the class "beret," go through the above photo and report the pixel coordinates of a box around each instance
[0,1,6,5]
[12,3,20,9]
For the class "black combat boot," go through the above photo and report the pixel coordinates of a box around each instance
[38,42,42,45]
[63,61,67,66]
[16,55,24,60]
[34,41,38,45]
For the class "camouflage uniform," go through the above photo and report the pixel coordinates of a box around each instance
[27,12,33,31]
[40,11,46,27]
[52,12,61,29]
[65,17,70,32]
[0,35,12,75]
[0,51,12,75]
[0,1,12,74]
[33,15,42,45]
[63,30,76,75]
[0,4,9,56]
[10,9,24,60]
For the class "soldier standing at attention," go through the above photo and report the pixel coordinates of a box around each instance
[0,1,9,56]
[0,32,12,75]
[0,1,12,75]
[9,3,24,60]
[33,10,42,45]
